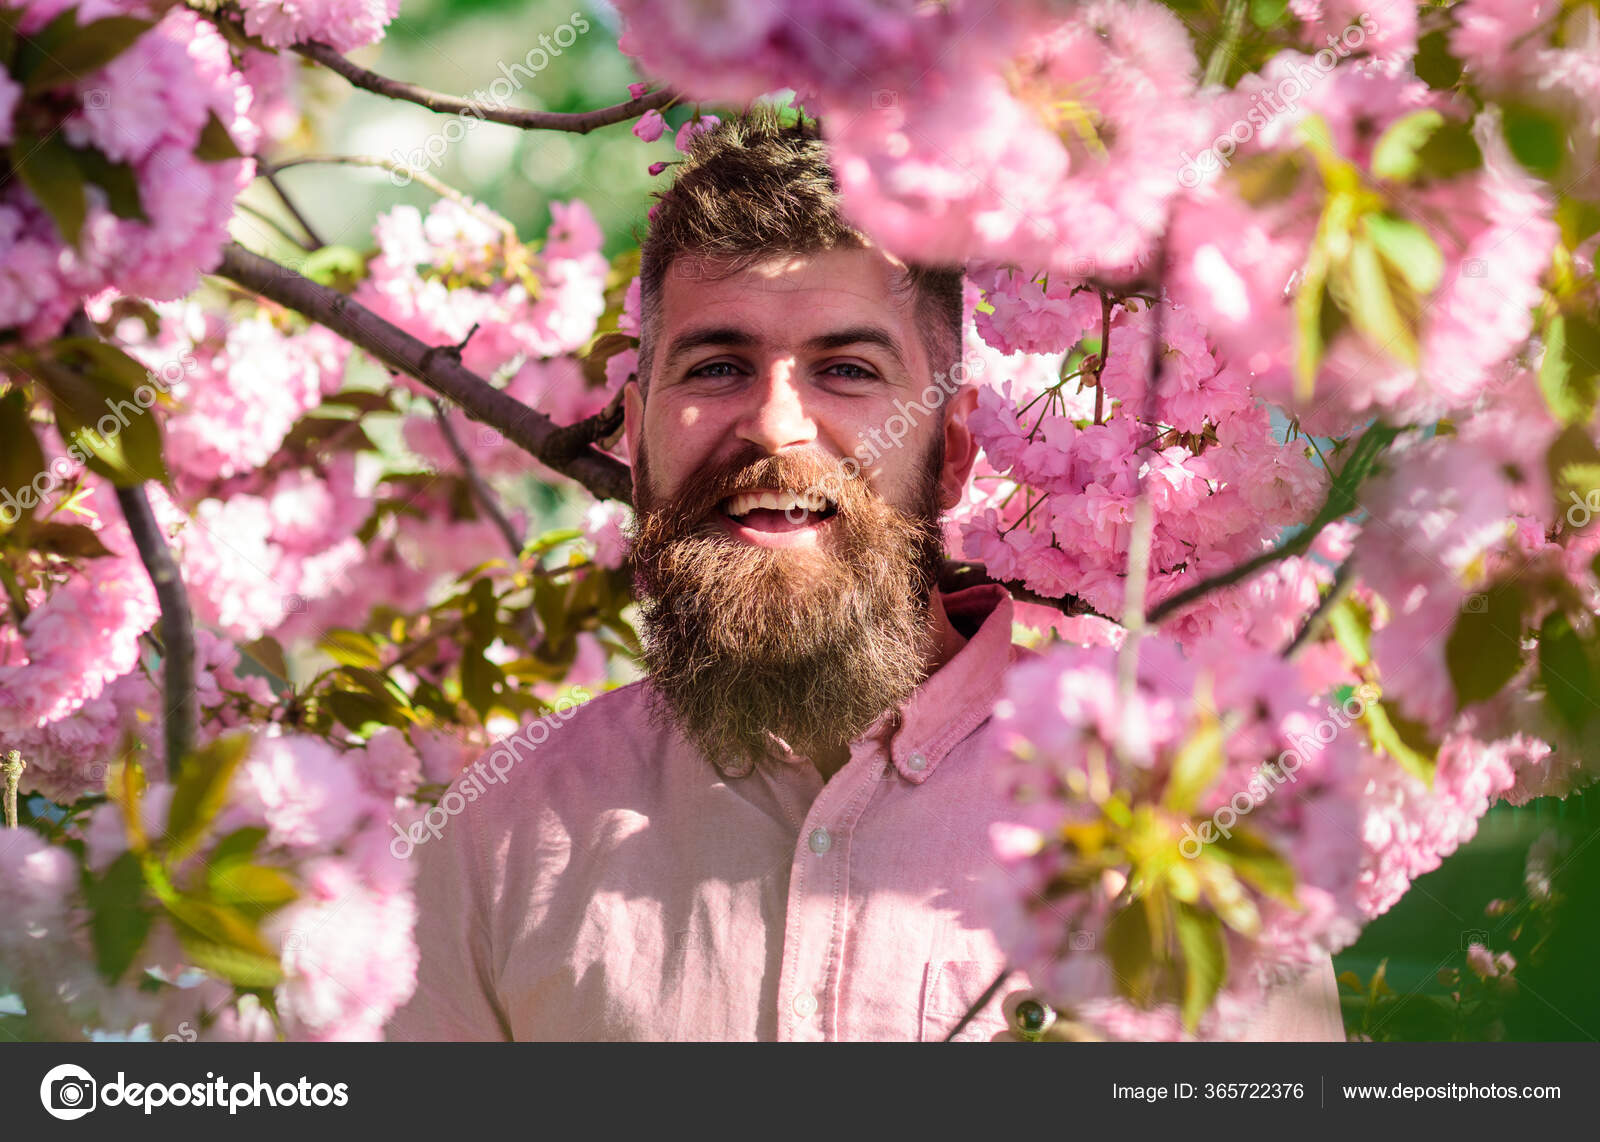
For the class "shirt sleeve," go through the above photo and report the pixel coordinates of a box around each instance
[1240,956,1348,1042]
[384,792,513,1042]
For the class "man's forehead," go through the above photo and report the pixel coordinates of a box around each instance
[659,246,917,327]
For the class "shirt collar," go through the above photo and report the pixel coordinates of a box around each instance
[884,584,1014,784]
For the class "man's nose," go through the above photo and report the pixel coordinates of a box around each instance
[734,361,816,454]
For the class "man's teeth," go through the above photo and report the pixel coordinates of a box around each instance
[723,490,830,518]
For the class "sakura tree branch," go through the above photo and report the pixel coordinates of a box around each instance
[430,396,524,561]
[291,37,676,133]
[1283,556,1356,660]
[937,560,1098,617]
[114,484,196,780]
[213,242,635,504]
[262,170,326,249]
[1144,421,1402,625]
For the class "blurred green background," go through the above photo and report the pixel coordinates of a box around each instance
[235,0,1600,1043]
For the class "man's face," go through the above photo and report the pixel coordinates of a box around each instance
[624,244,976,533]
[622,244,979,773]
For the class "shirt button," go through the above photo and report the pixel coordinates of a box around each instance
[906,751,928,772]
[807,827,832,855]
[792,992,818,1019]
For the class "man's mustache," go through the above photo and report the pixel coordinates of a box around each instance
[643,444,873,529]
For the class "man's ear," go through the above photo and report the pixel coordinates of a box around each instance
[937,385,980,511]
[622,378,648,502]
[623,378,645,470]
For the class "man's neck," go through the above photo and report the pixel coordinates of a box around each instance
[804,591,969,782]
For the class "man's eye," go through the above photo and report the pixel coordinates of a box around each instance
[825,363,877,380]
[688,361,743,378]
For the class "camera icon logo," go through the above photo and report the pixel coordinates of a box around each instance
[40,1063,97,1120]
[1461,928,1490,950]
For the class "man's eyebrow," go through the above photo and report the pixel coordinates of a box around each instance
[803,325,906,368]
[662,326,758,370]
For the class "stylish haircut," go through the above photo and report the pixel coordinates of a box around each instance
[635,110,964,391]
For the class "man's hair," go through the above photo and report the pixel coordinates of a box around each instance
[636,111,964,390]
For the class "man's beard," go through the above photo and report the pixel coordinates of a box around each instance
[628,439,948,776]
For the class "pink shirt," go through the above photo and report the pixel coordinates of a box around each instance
[386,584,1346,1041]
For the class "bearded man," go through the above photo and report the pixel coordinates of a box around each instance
[387,115,1345,1042]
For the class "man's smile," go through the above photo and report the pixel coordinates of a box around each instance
[716,487,839,548]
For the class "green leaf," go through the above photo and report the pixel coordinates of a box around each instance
[26,520,115,559]
[1105,899,1158,1007]
[1335,234,1417,365]
[12,131,88,247]
[1445,582,1528,708]
[238,636,289,684]
[0,388,46,521]
[32,350,169,486]
[325,688,404,732]
[87,850,152,984]
[1364,699,1439,786]
[1173,903,1228,1033]
[1327,596,1372,666]
[18,14,153,91]
[69,144,147,224]
[208,862,298,915]
[1503,103,1566,180]
[1163,708,1225,814]
[1248,0,1289,28]
[1337,969,1365,994]
[1364,213,1443,295]
[1211,829,1298,905]
[194,109,244,161]
[175,932,283,989]
[165,733,253,863]
[50,337,156,393]
[1371,109,1446,183]
[1547,424,1600,524]
[1413,28,1464,91]
[1538,611,1598,734]
[1556,196,1600,249]
[300,244,367,287]
[318,628,383,670]
[1538,313,1600,428]
[1414,119,1482,180]
[0,7,21,69]
[207,826,269,870]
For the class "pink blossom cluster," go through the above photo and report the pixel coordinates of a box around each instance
[612,0,1008,108]
[1451,0,1600,197]
[0,3,257,341]
[956,294,1327,639]
[829,0,1210,277]
[1167,57,1558,429]
[978,638,1368,1039]
[114,300,351,488]
[233,0,401,53]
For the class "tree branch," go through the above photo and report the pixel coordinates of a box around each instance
[290,37,676,133]
[114,484,196,780]
[430,396,524,561]
[263,170,326,249]
[937,560,1098,617]
[213,242,634,504]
